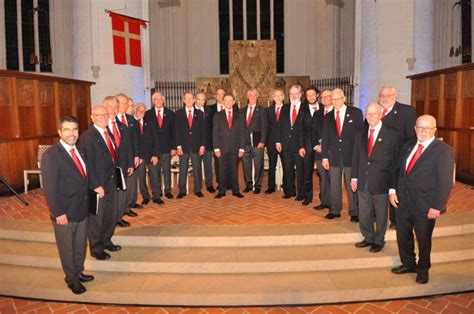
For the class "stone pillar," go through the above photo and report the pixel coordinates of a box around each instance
[72,0,146,105]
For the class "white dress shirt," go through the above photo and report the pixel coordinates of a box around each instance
[60,139,87,175]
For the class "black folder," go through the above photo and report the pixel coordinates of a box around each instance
[115,167,127,191]
[88,190,100,215]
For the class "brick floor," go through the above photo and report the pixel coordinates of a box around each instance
[0,177,473,225]
[0,292,472,313]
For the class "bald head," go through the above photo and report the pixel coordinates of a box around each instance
[91,105,109,128]
[365,103,383,127]
[331,89,346,110]
[415,115,437,142]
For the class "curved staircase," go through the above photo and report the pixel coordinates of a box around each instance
[0,214,473,306]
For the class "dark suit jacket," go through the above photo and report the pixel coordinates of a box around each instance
[196,105,214,151]
[110,119,134,171]
[277,103,304,153]
[122,114,140,158]
[210,103,239,114]
[241,104,268,147]
[174,108,206,154]
[298,104,323,157]
[394,138,454,214]
[144,107,176,155]
[136,118,159,161]
[212,110,245,154]
[382,102,417,144]
[351,123,400,194]
[321,106,363,167]
[41,143,89,221]
[78,125,117,194]
[266,104,283,148]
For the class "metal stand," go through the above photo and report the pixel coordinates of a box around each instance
[0,176,30,206]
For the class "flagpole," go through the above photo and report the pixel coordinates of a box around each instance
[104,9,150,23]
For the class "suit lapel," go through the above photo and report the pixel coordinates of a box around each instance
[57,144,84,181]
[408,139,439,175]
[93,126,114,155]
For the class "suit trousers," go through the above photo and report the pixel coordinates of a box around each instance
[281,151,304,197]
[53,217,87,285]
[147,153,171,199]
[301,151,315,202]
[316,159,331,206]
[136,162,150,201]
[217,153,240,195]
[88,180,117,254]
[200,150,214,189]
[329,165,358,216]
[358,182,389,245]
[389,205,397,225]
[116,188,127,222]
[242,146,264,189]
[395,205,436,273]
[179,153,202,194]
[213,154,220,185]
[266,146,282,190]
[126,171,138,207]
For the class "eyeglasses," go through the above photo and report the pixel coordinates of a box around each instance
[331,97,344,101]
[321,95,332,99]
[92,114,108,118]
[414,126,436,131]
[380,94,395,98]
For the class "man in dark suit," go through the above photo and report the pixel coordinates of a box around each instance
[143,92,176,204]
[351,103,400,253]
[265,88,285,194]
[379,85,418,229]
[298,86,323,206]
[242,88,268,194]
[195,92,216,193]
[213,94,245,198]
[41,116,94,295]
[276,84,305,200]
[175,92,206,198]
[134,103,159,205]
[313,88,333,210]
[390,115,454,284]
[321,88,363,221]
[104,96,134,228]
[116,93,142,214]
[210,88,226,188]
[78,105,121,260]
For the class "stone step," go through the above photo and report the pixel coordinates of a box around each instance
[0,213,473,247]
[1,261,472,306]
[0,234,472,274]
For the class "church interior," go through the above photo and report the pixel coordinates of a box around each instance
[0,0,473,312]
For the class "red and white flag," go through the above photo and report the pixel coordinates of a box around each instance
[109,11,147,67]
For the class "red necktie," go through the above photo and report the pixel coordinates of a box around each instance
[103,130,117,162]
[157,109,163,128]
[276,106,281,122]
[335,110,341,137]
[220,105,223,112]
[381,108,388,119]
[188,110,193,129]
[367,128,375,157]
[324,109,328,116]
[70,148,86,180]
[291,105,297,126]
[246,106,253,127]
[406,144,424,175]
[139,120,143,134]
[121,114,127,126]
[111,121,120,147]
[227,110,232,129]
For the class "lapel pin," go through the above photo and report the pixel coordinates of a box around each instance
[346,114,350,117]
[378,138,382,142]
[394,111,397,114]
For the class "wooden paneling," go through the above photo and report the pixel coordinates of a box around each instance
[0,70,94,190]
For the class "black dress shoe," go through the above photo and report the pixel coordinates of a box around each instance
[142,198,150,205]
[117,220,130,227]
[195,192,204,198]
[416,272,429,284]
[105,244,122,252]
[350,216,359,223]
[265,188,275,194]
[243,187,252,193]
[215,193,225,199]
[207,187,216,193]
[369,244,384,253]
[68,282,86,294]
[131,203,144,209]
[126,209,138,217]
[325,213,341,219]
[177,193,186,199]
[391,265,417,274]
[91,251,110,260]
[153,198,164,205]
[295,195,304,201]
[233,193,244,198]
[355,240,373,248]
[282,194,295,199]
[253,188,261,194]
[165,192,174,199]
[389,223,396,230]
[79,273,94,283]
[314,204,330,210]
[302,199,311,206]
